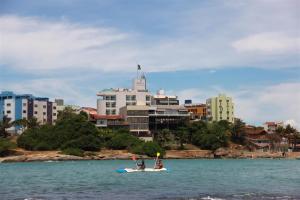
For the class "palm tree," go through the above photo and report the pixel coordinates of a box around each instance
[13,117,40,132]
[0,116,13,138]
[26,117,40,129]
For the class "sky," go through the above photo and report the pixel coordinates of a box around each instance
[0,0,299,127]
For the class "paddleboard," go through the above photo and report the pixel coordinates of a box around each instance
[116,168,167,173]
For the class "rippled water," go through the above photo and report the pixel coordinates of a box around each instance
[0,159,300,200]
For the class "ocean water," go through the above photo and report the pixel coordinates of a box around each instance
[0,159,300,200]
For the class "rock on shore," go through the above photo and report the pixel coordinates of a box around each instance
[1,149,300,163]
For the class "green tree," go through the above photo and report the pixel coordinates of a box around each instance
[0,116,13,138]
[231,118,246,144]
[284,124,299,150]
[175,127,189,149]
[0,138,16,156]
[132,141,165,157]
[191,122,229,151]
[154,129,172,148]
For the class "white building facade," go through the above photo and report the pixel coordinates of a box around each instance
[97,70,152,115]
[0,91,57,134]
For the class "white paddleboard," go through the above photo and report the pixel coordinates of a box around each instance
[116,168,167,173]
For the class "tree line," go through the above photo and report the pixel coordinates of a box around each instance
[1,107,299,157]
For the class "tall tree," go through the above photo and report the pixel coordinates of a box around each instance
[284,124,299,150]
[0,116,13,138]
[231,118,246,144]
[175,127,189,149]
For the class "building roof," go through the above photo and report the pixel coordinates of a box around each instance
[264,122,276,126]
[245,128,267,136]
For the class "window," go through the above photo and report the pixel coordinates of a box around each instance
[43,112,46,115]
[111,102,116,108]
[111,110,116,115]
[126,95,136,101]
[106,110,110,115]
[7,110,11,114]
[34,104,38,107]
[6,103,11,107]
[53,113,57,116]
[53,106,56,110]
[106,102,110,107]
[126,95,130,101]
[23,110,26,114]
[43,105,46,109]
[23,103,27,106]
[146,95,151,101]
[34,111,38,114]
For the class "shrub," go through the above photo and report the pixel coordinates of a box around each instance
[62,135,102,151]
[17,111,103,152]
[34,142,52,151]
[0,138,16,157]
[131,141,165,157]
[106,133,142,150]
[62,148,84,157]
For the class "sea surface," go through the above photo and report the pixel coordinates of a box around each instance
[0,159,300,200]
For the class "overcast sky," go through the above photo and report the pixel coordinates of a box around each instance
[0,0,299,127]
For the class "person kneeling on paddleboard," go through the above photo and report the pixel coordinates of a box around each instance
[154,159,164,169]
[137,159,146,170]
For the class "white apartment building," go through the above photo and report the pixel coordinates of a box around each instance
[0,91,57,134]
[97,71,152,115]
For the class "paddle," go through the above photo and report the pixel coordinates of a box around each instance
[132,155,138,169]
[153,152,160,169]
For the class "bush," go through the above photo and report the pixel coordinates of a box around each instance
[106,132,142,150]
[0,138,16,157]
[62,148,84,157]
[131,141,165,157]
[17,111,103,152]
[34,142,52,151]
[62,135,102,151]
[191,122,229,151]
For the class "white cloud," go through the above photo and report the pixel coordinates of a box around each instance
[0,15,136,72]
[177,82,300,129]
[232,32,300,54]
[1,7,299,74]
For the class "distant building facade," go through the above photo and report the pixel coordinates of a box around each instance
[0,91,57,133]
[149,105,189,133]
[97,68,151,115]
[152,89,179,106]
[206,94,234,123]
[120,105,152,141]
[263,122,284,133]
[184,100,206,120]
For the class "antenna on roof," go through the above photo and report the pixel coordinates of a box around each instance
[137,64,142,79]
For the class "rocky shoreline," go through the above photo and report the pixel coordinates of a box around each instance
[1,149,300,163]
